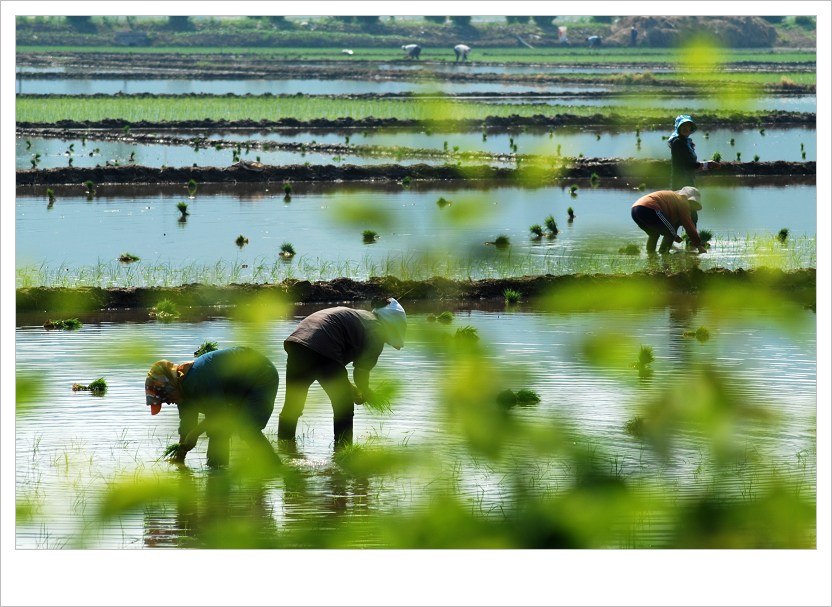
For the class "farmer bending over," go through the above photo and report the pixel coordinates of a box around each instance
[631,187,707,255]
[402,44,421,59]
[145,346,281,468]
[277,299,407,448]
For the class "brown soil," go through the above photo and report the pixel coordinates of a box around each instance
[15,107,815,133]
[15,158,816,188]
[15,269,817,316]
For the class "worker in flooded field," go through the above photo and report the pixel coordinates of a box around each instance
[145,346,281,468]
[277,299,407,448]
[586,35,602,48]
[631,187,707,255]
[668,114,720,192]
[402,44,422,59]
[454,44,471,62]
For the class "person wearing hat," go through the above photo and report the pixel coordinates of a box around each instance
[277,299,407,447]
[631,187,707,255]
[668,114,720,193]
[145,346,281,467]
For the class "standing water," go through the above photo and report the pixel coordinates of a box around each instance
[15,303,816,548]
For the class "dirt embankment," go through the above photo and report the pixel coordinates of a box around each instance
[15,269,817,316]
[15,109,816,133]
[15,158,816,188]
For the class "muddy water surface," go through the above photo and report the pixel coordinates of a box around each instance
[15,304,816,548]
[16,126,817,170]
[15,183,816,285]
[15,78,611,96]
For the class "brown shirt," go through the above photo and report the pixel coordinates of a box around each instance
[632,190,702,247]
[285,307,384,369]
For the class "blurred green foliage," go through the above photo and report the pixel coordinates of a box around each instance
[14,34,816,553]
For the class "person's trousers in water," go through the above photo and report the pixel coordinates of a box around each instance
[277,341,355,446]
[631,205,678,253]
[204,367,280,468]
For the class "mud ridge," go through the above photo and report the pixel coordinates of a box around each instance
[16,109,816,132]
[15,159,816,187]
[16,269,817,315]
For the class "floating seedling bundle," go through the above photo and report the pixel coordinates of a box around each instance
[149,298,180,321]
[72,377,107,393]
[44,318,82,330]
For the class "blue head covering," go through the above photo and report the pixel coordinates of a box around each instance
[668,114,697,146]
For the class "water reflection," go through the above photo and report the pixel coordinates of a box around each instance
[15,78,610,96]
[143,468,281,548]
[16,125,817,171]
[15,182,817,282]
[15,303,816,548]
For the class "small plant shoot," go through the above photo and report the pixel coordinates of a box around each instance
[43,318,82,330]
[545,215,558,237]
[437,311,454,324]
[503,288,521,304]
[194,340,219,357]
[150,298,180,322]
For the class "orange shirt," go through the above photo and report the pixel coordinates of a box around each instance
[632,190,702,247]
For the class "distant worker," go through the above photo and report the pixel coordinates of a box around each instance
[145,346,281,468]
[341,49,354,55]
[630,26,638,46]
[586,35,602,48]
[667,114,720,224]
[277,299,407,448]
[631,187,707,255]
[402,44,422,59]
[454,43,471,62]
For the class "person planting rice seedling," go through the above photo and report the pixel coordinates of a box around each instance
[401,43,421,59]
[454,44,471,62]
[144,346,281,468]
[631,187,707,255]
[277,299,407,448]
[668,115,720,203]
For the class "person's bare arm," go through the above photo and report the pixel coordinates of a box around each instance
[352,367,372,403]
[680,213,707,253]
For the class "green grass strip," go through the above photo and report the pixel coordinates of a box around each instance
[15,95,809,124]
[16,45,817,64]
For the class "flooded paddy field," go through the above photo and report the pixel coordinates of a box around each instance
[16,124,817,170]
[15,181,816,286]
[13,76,817,114]
[14,34,820,557]
[15,77,616,96]
[15,299,817,548]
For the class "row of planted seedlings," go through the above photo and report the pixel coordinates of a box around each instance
[19,120,814,172]
[21,173,812,290]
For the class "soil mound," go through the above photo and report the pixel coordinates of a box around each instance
[610,16,778,48]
